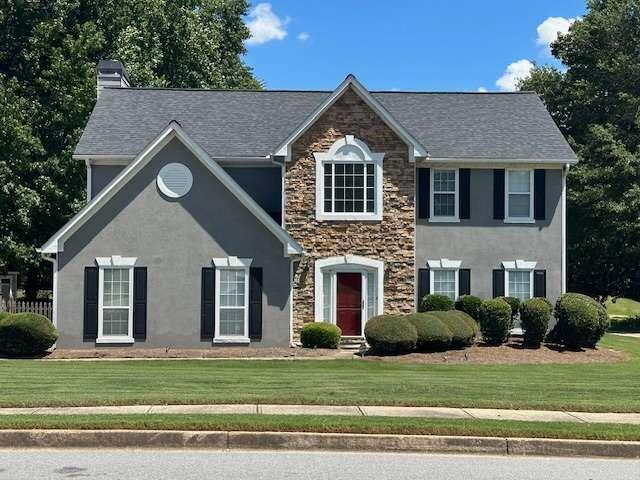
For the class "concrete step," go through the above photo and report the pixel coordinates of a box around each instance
[339,337,366,350]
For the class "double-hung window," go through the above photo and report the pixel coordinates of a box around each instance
[427,259,462,301]
[315,136,384,221]
[430,169,459,221]
[506,270,533,301]
[505,169,534,222]
[96,256,136,343]
[213,257,252,343]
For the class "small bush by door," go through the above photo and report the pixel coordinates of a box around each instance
[300,323,342,349]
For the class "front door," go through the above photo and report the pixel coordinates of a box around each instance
[336,272,362,336]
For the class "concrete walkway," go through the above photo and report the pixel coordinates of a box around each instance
[1,404,639,425]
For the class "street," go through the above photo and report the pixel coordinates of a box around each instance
[0,449,638,479]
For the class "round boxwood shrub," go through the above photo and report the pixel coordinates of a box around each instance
[497,296,520,329]
[479,299,512,345]
[430,310,476,347]
[0,313,58,356]
[420,294,454,312]
[520,298,552,347]
[405,313,452,351]
[364,315,417,354]
[554,293,609,348]
[300,322,342,349]
[454,295,483,321]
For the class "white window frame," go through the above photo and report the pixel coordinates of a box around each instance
[430,168,459,222]
[212,257,252,344]
[504,168,534,223]
[502,260,536,301]
[427,259,462,300]
[314,136,384,221]
[95,256,136,344]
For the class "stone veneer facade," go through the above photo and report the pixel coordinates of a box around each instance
[285,87,416,338]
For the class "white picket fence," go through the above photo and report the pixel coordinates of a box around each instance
[0,298,52,321]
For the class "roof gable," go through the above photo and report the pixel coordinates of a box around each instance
[42,122,303,257]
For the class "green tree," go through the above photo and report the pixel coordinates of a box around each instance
[0,0,259,297]
[520,0,640,298]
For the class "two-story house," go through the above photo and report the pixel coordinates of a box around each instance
[40,60,577,348]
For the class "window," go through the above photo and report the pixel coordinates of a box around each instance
[431,169,458,221]
[213,257,252,343]
[365,271,377,320]
[315,136,384,221]
[507,270,533,301]
[432,270,457,300]
[95,255,137,343]
[505,169,533,222]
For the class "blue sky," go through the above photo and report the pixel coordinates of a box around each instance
[243,0,586,92]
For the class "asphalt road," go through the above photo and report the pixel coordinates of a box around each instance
[0,449,638,479]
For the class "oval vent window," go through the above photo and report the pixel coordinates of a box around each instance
[157,163,193,198]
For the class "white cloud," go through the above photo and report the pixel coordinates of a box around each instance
[496,59,534,92]
[536,16,575,51]
[477,87,488,93]
[246,3,289,46]
[297,32,309,42]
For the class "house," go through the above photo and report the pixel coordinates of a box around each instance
[39,60,577,348]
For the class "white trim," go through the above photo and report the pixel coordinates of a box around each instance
[96,262,135,344]
[273,75,428,162]
[429,268,459,301]
[85,160,92,201]
[157,162,193,198]
[41,255,58,331]
[504,268,535,301]
[289,260,295,347]
[313,255,384,336]
[501,259,537,270]
[426,157,578,165]
[213,258,252,344]
[427,258,462,269]
[314,136,384,221]
[561,163,569,293]
[41,122,303,257]
[74,155,135,164]
[504,168,534,223]
[429,168,459,222]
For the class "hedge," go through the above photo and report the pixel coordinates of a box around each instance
[497,296,520,329]
[454,295,483,321]
[405,313,452,351]
[479,298,512,345]
[420,294,454,312]
[520,298,552,347]
[554,293,609,348]
[429,310,476,347]
[608,315,640,333]
[300,322,342,349]
[0,312,58,356]
[364,315,417,354]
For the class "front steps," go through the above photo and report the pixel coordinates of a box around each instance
[340,336,367,351]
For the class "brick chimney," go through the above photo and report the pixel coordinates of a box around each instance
[96,60,130,97]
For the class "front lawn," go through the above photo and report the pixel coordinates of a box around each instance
[606,297,640,318]
[1,414,639,441]
[0,335,639,412]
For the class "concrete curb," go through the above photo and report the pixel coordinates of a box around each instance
[0,430,639,458]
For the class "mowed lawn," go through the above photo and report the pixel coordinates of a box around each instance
[1,335,639,412]
[606,297,640,317]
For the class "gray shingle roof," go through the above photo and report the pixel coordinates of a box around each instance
[75,87,577,161]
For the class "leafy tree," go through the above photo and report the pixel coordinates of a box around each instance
[520,0,640,298]
[0,0,259,297]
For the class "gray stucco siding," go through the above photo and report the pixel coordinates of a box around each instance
[90,165,124,199]
[58,138,291,348]
[416,168,563,303]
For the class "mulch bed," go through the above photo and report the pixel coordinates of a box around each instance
[43,338,627,364]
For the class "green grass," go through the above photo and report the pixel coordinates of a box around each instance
[1,335,639,412]
[605,297,640,318]
[1,414,639,441]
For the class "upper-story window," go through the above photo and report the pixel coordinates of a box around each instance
[505,169,534,222]
[314,136,384,221]
[430,168,459,221]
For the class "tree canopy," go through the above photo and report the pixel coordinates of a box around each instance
[520,0,640,298]
[0,0,259,297]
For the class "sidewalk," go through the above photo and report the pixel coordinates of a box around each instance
[2,404,639,425]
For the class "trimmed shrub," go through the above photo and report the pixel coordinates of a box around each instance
[364,315,417,354]
[454,295,483,321]
[554,293,609,348]
[520,298,552,347]
[430,310,476,347]
[497,296,520,329]
[0,313,58,356]
[405,313,452,351]
[608,315,640,333]
[479,299,512,345]
[420,294,454,312]
[300,322,342,349]
[0,311,9,323]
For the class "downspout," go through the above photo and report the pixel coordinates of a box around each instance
[85,159,92,202]
[40,252,58,349]
[561,163,570,294]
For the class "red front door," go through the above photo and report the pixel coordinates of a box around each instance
[336,272,362,336]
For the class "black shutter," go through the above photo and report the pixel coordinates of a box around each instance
[417,168,430,219]
[417,268,430,311]
[492,269,505,298]
[249,267,263,340]
[459,269,471,296]
[83,267,99,341]
[133,267,147,340]
[534,169,546,220]
[201,267,215,341]
[534,270,547,298]
[459,168,471,219]
[493,169,505,220]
